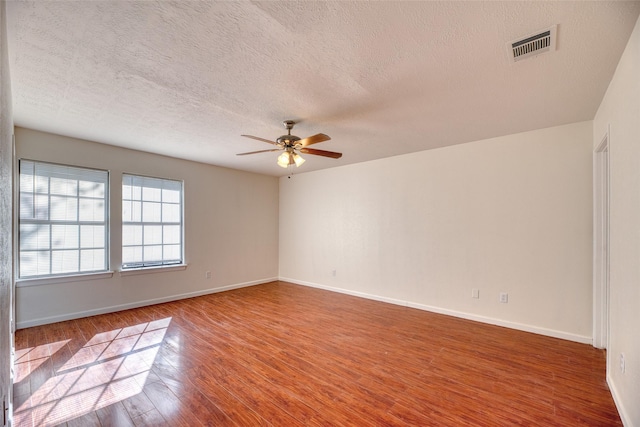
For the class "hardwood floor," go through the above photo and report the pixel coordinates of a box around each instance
[13,281,620,426]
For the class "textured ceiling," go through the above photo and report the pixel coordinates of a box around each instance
[7,1,640,176]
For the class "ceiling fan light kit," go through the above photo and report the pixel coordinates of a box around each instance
[277,151,305,168]
[238,120,342,170]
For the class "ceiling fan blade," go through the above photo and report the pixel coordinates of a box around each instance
[298,133,331,147]
[241,135,279,146]
[299,148,342,159]
[236,149,282,156]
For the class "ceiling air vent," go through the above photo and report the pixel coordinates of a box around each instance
[508,25,557,63]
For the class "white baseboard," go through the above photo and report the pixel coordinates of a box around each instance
[16,277,277,329]
[281,277,593,345]
[607,375,631,426]
[19,276,593,346]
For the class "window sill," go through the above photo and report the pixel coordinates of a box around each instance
[16,271,115,288]
[119,264,188,277]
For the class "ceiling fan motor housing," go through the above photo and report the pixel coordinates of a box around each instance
[277,134,301,147]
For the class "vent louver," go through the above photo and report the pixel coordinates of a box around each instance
[508,25,557,63]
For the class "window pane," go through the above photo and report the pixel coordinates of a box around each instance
[143,225,162,245]
[35,175,49,194]
[123,246,143,264]
[79,180,105,198]
[162,188,180,203]
[142,186,161,202]
[131,201,142,222]
[34,194,49,220]
[80,249,105,271]
[143,245,162,263]
[51,224,79,249]
[20,224,50,250]
[142,202,161,222]
[81,225,105,248]
[163,245,181,261]
[131,185,141,200]
[19,193,34,219]
[50,177,77,196]
[122,184,132,200]
[162,204,180,222]
[50,196,78,221]
[20,193,51,220]
[122,225,142,246]
[51,250,79,274]
[79,198,105,222]
[20,163,34,192]
[122,200,142,222]
[163,225,180,244]
[122,200,132,222]
[20,251,51,277]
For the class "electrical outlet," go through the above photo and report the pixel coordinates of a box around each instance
[620,353,626,374]
[332,270,337,277]
[472,288,480,299]
[499,292,508,303]
[205,271,212,279]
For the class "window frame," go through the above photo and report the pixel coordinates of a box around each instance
[121,173,185,271]
[17,159,110,280]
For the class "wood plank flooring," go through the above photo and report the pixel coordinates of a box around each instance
[13,281,621,426]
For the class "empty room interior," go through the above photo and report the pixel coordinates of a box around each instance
[1,1,640,426]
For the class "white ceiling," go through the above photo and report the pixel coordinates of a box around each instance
[7,1,640,177]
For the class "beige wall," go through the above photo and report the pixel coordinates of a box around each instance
[0,0,14,422]
[15,127,279,327]
[280,121,593,343]
[593,14,640,426]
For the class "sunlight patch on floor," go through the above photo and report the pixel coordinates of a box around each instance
[13,318,171,427]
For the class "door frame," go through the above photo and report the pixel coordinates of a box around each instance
[593,130,610,350]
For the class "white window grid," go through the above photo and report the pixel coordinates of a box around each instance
[18,160,109,278]
[122,174,183,269]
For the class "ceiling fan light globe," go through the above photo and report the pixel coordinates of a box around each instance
[293,153,305,167]
[277,152,291,168]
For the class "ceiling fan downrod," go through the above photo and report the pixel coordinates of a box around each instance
[277,120,301,147]
[283,120,295,134]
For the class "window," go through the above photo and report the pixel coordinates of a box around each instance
[18,160,109,278]
[122,174,183,269]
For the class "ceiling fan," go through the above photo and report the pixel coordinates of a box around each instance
[237,120,342,169]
